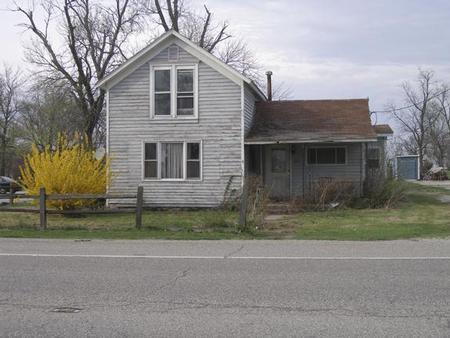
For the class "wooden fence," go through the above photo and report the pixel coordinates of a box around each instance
[0,186,144,230]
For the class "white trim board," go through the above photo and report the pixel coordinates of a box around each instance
[245,138,378,145]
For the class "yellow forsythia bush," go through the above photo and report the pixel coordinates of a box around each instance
[20,134,112,210]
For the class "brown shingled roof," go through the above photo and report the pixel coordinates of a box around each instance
[373,124,394,135]
[245,99,377,143]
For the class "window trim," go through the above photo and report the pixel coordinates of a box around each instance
[367,144,381,169]
[151,66,172,117]
[141,140,203,181]
[150,64,198,120]
[305,146,347,166]
[143,143,158,179]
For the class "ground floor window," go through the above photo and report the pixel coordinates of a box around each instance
[144,141,201,180]
[307,147,346,165]
[367,145,380,168]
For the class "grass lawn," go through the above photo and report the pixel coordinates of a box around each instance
[266,182,450,240]
[0,181,449,240]
[0,209,258,239]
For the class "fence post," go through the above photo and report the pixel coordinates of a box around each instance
[9,182,14,206]
[39,187,47,230]
[135,186,143,229]
[239,183,247,227]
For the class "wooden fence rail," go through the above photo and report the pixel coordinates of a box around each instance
[0,186,144,230]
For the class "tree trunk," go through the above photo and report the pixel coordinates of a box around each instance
[0,135,7,176]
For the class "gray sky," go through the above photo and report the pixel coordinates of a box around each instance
[2,0,450,126]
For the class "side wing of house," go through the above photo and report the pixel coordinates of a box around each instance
[367,124,394,176]
[245,100,380,198]
[107,40,244,207]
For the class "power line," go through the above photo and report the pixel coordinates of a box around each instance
[370,87,450,114]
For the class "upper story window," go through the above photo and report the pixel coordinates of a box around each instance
[177,69,194,116]
[307,147,346,165]
[150,64,198,119]
[154,68,171,116]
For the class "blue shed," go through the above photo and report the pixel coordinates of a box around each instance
[396,155,420,180]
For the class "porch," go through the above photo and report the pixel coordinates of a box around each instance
[245,142,366,199]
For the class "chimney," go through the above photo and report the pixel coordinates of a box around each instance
[266,71,273,101]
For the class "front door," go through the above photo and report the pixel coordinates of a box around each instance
[265,145,290,199]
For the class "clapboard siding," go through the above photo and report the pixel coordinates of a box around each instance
[108,45,243,207]
[151,44,198,64]
[291,143,363,196]
[243,85,257,135]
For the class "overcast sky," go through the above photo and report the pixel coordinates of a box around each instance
[1,0,450,126]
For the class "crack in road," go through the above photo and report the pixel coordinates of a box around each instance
[224,245,244,258]
[3,298,450,324]
[149,267,191,296]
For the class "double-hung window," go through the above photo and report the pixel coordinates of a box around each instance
[176,68,194,116]
[154,68,171,116]
[367,145,380,168]
[307,147,346,165]
[144,143,158,178]
[151,65,197,119]
[143,141,201,180]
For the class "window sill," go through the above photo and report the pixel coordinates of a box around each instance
[149,117,199,124]
[142,178,203,182]
[305,163,347,166]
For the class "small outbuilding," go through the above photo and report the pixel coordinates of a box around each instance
[396,155,420,180]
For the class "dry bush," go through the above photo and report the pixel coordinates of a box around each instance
[363,174,406,209]
[244,176,270,227]
[291,178,357,212]
[222,175,240,210]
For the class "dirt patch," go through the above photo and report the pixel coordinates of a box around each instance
[437,195,450,203]
[262,216,297,238]
[264,214,285,221]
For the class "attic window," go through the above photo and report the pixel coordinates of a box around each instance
[168,46,179,61]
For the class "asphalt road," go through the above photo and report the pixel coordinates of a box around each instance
[1,239,450,337]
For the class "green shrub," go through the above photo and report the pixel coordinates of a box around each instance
[362,177,407,209]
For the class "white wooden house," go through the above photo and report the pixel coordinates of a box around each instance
[98,30,392,207]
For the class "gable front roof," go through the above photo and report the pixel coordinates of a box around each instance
[97,30,265,100]
[245,99,378,144]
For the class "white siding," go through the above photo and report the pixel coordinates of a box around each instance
[243,85,257,135]
[108,45,243,207]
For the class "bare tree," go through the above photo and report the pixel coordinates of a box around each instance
[272,82,294,101]
[20,81,84,150]
[147,0,262,83]
[15,0,147,145]
[435,84,450,132]
[434,85,450,166]
[0,66,22,176]
[149,1,230,52]
[393,70,436,173]
[216,39,261,83]
[426,100,449,166]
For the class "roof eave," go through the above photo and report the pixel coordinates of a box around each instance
[246,81,266,101]
[244,137,378,145]
[97,29,260,91]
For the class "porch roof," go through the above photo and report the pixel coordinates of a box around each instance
[373,124,394,135]
[245,99,378,144]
